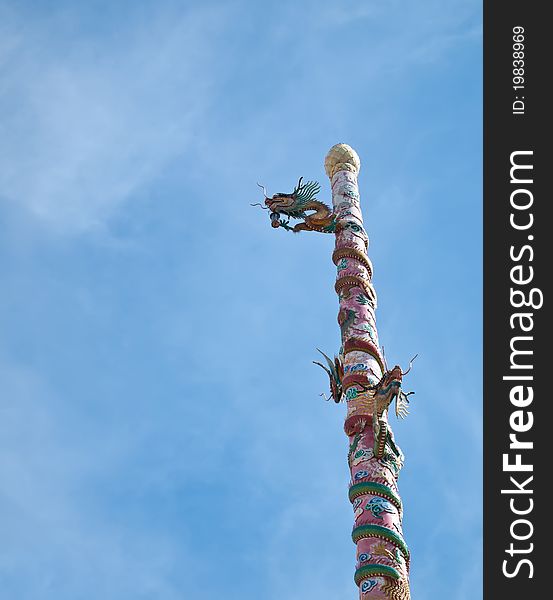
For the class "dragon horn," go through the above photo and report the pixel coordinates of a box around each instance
[293,176,304,195]
[381,345,389,371]
[402,354,419,376]
[315,348,336,373]
[313,361,331,377]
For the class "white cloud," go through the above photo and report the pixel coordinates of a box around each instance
[0,4,224,233]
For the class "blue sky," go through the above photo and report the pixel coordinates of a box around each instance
[0,1,482,598]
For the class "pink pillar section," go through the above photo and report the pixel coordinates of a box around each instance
[326,145,410,600]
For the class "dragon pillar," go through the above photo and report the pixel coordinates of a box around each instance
[326,144,410,600]
[258,143,412,599]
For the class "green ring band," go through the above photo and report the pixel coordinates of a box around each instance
[354,563,401,586]
[348,482,403,512]
[351,524,410,561]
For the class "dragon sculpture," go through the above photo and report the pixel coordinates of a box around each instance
[255,177,337,233]
[367,357,417,459]
[315,347,415,412]
[315,346,416,459]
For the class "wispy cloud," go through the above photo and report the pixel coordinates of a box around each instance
[0,358,200,598]
[0,1,482,598]
[0,4,226,233]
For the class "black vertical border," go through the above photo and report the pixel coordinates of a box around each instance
[484,2,548,599]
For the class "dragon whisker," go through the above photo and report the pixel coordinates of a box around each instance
[401,354,418,376]
[257,182,269,198]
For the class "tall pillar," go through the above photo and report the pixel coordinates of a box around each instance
[259,143,412,599]
[325,144,410,600]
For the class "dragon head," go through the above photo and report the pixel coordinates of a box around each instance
[259,177,321,225]
[379,365,404,390]
[372,356,417,418]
